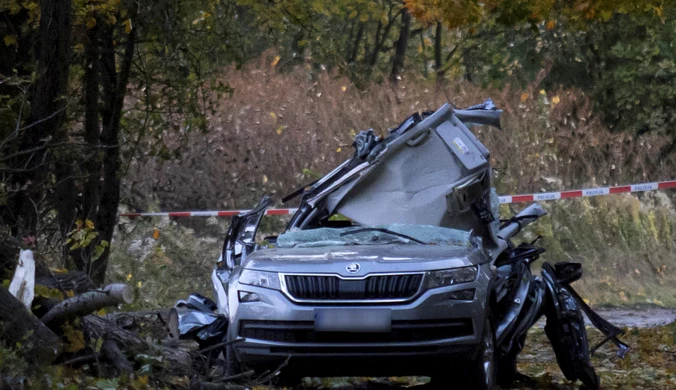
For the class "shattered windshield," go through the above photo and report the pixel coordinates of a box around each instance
[277,224,471,248]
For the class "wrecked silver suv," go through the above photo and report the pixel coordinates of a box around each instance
[179,102,628,389]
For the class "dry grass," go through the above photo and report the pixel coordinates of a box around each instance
[117,56,676,307]
[123,54,676,211]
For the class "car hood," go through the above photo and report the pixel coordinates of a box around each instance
[242,244,486,276]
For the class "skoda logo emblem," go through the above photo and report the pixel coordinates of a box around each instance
[346,263,361,274]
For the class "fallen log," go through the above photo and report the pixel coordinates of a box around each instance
[200,383,246,390]
[41,283,134,326]
[101,339,134,375]
[35,270,96,294]
[82,314,193,374]
[0,285,63,363]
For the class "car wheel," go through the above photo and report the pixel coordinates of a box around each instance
[431,315,496,390]
[460,315,496,390]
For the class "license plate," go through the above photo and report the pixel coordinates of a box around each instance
[314,309,391,332]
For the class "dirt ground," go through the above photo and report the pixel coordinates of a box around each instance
[291,309,676,390]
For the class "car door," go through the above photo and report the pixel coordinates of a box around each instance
[221,196,273,269]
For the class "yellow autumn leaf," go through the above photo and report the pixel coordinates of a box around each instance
[3,35,17,46]
[619,291,628,301]
[153,228,160,240]
[336,147,342,153]
[63,324,86,353]
[520,93,530,102]
[275,125,286,135]
[546,20,556,30]
[126,273,133,281]
[551,96,560,105]
[137,281,142,288]
[85,219,94,229]
[138,376,149,386]
[341,86,347,92]
[123,18,132,34]
[86,17,97,29]
[539,89,546,96]
[262,175,268,184]
[271,55,281,67]
[269,112,277,119]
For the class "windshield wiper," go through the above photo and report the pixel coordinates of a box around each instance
[339,227,426,244]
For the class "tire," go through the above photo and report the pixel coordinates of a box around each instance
[432,315,496,390]
[466,315,497,390]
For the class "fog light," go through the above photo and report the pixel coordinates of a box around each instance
[448,289,475,301]
[238,291,261,302]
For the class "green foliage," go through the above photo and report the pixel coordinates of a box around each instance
[591,12,676,134]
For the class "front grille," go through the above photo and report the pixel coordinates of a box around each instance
[284,274,423,301]
[239,319,473,343]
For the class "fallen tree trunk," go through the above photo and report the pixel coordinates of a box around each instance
[104,308,172,330]
[82,314,193,374]
[41,283,134,326]
[0,285,63,363]
[101,339,133,375]
[35,270,96,294]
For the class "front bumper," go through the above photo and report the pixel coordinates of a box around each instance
[225,264,492,376]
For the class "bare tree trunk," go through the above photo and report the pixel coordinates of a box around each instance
[420,29,428,78]
[0,286,63,363]
[390,8,411,83]
[434,21,443,81]
[67,20,101,271]
[87,26,135,284]
[349,23,365,64]
[8,0,71,235]
[367,21,382,70]
[82,22,102,223]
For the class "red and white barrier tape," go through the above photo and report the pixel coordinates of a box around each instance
[120,179,676,218]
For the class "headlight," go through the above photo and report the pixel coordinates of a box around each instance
[426,266,478,289]
[239,269,281,290]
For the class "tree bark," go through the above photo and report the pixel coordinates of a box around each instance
[82,315,193,374]
[8,0,71,235]
[349,23,365,64]
[101,339,134,375]
[35,270,96,294]
[82,22,101,224]
[367,21,382,69]
[41,283,134,326]
[89,25,136,284]
[390,8,411,83]
[0,285,63,363]
[434,21,443,80]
